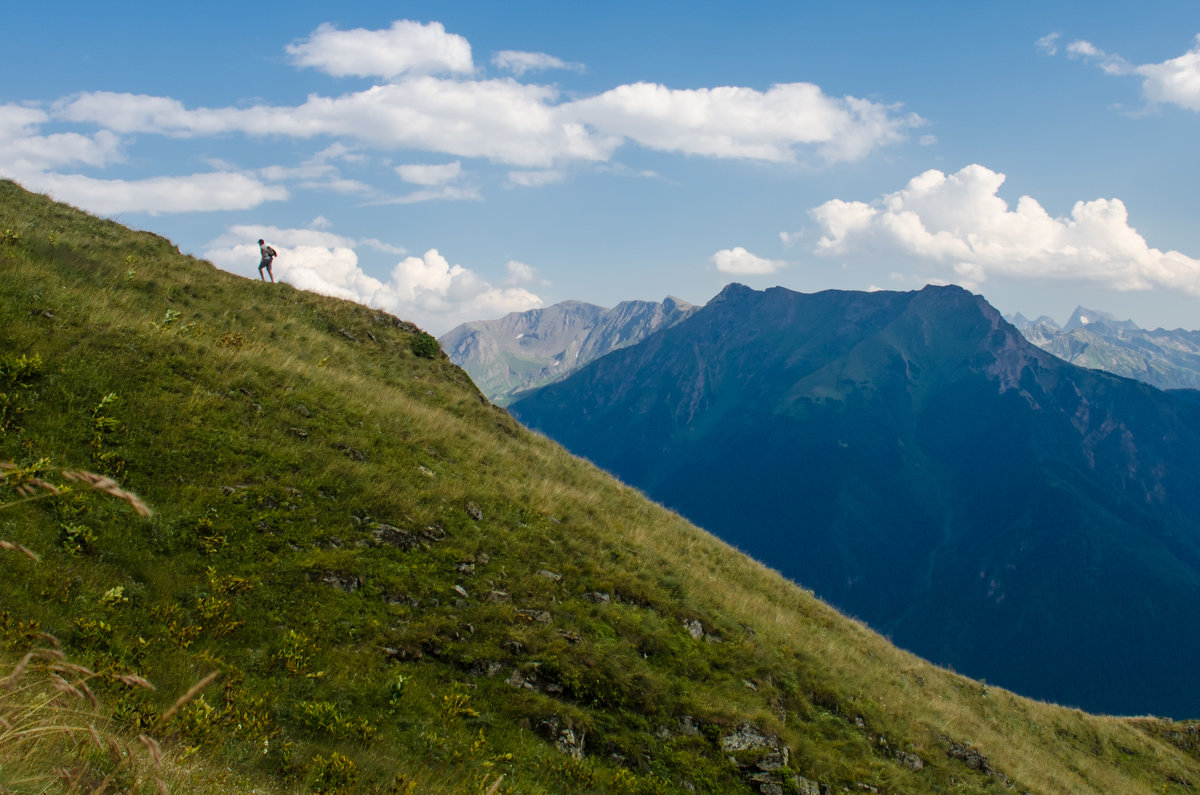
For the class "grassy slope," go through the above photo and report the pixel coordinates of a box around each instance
[1,179,1199,794]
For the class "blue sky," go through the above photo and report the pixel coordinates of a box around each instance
[5,1,1200,334]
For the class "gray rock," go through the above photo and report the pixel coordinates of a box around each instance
[371,523,420,550]
[312,570,359,592]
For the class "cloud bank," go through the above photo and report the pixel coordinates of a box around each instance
[810,164,1200,294]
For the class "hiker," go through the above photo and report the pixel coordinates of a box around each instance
[258,239,277,282]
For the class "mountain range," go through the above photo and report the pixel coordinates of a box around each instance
[1008,307,1200,392]
[511,283,1200,718]
[440,297,696,405]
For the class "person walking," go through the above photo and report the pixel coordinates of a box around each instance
[258,239,277,282]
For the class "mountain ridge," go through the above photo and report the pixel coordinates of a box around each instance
[1008,306,1200,391]
[440,295,696,405]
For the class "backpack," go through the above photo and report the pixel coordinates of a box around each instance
[266,246,277,259]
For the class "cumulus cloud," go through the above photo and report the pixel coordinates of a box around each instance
[0,103,124,175]
[21,172,287,215]
[50,22,920,169]
[492,50,584,76]
[395,161,462,185]
[56,79,613,169]
[286,20,474,79]
[1064,34,1200,111]
[711,247,787,275]
[204,226,540,334]
[570,81,923,163]
[8,18,924,221]
[503,259,538,285]
[809,163,1200,294]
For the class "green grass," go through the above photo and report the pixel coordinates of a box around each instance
[2,178,1200,793]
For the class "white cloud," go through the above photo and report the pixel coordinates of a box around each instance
[14,18,923,219]
[1065,34,1200,111]
[809,163,1200,294]
[711,247,787,275]
[21,171,286,215]
[570,81,923,163]
[507,169,566,187]
[204,227,539,334]
[52,58,917,169]
[0,103,124,175]
[492,50,584,76]
[395,161,462,185]
[1036,33,1061,56]
[372,184,482,205]
[286,20,474,79]
[503,259,538,285]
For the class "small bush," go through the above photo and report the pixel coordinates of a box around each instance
[411,331,441,359]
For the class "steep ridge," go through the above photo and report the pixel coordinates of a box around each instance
[5,181,1200,793]
[512,283,1200,718]
[441,297,695,405]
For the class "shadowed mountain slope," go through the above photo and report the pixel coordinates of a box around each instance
[512,283,1200,718]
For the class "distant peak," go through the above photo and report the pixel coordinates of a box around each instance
[710,283,756,304]
[1064,306,1139,333]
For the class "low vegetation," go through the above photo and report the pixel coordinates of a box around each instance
[2,178,1200,793]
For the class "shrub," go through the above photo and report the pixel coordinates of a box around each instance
[410,331,441,359]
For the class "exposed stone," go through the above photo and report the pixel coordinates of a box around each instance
[537,716,585,760]
[538,569,562,582]
[465,502,483,521]
[311,570,360,592]
[422,525,447,542]
[456,562,476,576]
[371,523,420,550]
[453,584,469,599]
[289,427,308,439]
[721,723,796,795]
[895,750,924,771]
[340,328,357,341]
[294,403,312,418]
[333,442,366,461]
[469,660,503,678]
[488,590,511,603]
[795,777,822,795]
[684,619,704,639]
[515,609,552,624]
[584,592,611,603]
